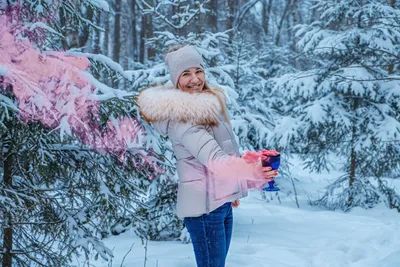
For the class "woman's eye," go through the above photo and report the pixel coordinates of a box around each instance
[182,73,189,76]
[196,70,203,73]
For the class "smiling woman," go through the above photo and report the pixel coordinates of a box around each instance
[178,67,205,92]
[137,45,276,267]
[164,45,205,89]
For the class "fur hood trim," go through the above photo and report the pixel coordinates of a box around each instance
[137,85,227,126]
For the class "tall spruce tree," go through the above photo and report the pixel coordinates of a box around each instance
[0,1,171,266]
[270,0,400,211]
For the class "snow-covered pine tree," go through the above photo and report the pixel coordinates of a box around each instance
[270,0,400,211]
[0,1,169,266]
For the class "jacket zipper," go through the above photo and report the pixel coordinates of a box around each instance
[205,167,210,214]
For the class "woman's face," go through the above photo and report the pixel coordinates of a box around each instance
[178,67,205,92]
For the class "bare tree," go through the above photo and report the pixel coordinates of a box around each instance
[2,145,13,267]
[261,0,273,37]
[207,0,218,32]
[145,13,155,60]
[78,6,94,47]
[103,12,110,57]
[91,10,102,54]
[121,1,130,70]
[130,0,139,62]
[275,0,293,46]
[226,0,238,33]
[112,0,121,87]
[234,0,259,31]
[112,0,121,63]
[139,12,154,63]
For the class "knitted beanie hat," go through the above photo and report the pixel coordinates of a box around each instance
[165,46,204,88]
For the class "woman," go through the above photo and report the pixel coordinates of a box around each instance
[137,45,277,267]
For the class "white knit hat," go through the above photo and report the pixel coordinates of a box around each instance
[165,46,205,88]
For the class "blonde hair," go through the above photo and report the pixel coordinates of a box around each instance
[203,84,231,126]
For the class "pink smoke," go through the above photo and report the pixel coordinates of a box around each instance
[0,14,163,177]
[1,1,60,45]
[242,150,272,189]
[208,150,279,191]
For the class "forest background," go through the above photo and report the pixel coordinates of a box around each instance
[1,0,400,266]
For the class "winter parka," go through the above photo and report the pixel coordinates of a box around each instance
[137,85,249,218]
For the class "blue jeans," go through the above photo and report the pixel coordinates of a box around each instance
[184,202,233,267]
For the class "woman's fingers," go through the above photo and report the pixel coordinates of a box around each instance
[262,169,278,179]
[232,199,240,208]
[252,163,279,180]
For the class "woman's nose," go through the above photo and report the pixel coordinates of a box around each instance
[190,74,199,83]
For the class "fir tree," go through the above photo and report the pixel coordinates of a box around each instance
[270,0,400,211]
[0,1,168,266]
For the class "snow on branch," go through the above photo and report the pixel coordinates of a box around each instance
[87,0,110,12]
[66,51,132,81]
[137,0,210,29]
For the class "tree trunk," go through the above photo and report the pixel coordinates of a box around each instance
[207,0,218,33]
[130,1,138,62]
[112,0,121,87]
[2,152,13,267]
[171,2,184,36]
[59,7,68,50]
[261,0,272,36]
[226,0,237,31]
[140,13,154,63]
[349,0,363,195]
[91,10,101,54]
[78,6,94,47]
[389,0,396,74]
[139,12,145,64]
[216,0,224,32]
[103,12,109,57]
[290,0,299,51]
[120,2,129,70]
[275,0,292,46]
[286,5,293,45]
[145,14,154,61]
[388,63,394,75]
[349,138,356,187]
[348,97,359,206]
[348,126,357,206]
[113,0,121,63]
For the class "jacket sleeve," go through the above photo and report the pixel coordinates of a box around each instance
[169,122,258,180]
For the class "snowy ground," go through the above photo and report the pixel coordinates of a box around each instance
[75,157,400,267]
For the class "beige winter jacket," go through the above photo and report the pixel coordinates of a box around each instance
[137,85,249,218]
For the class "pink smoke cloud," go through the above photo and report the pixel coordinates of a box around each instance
[0,14,163,177]
[207,152,263,191]
[207,150,279,191]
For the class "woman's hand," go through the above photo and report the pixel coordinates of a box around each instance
[232,199,240,208]
[253,161,278,180]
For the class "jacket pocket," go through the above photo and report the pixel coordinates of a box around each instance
[177,180,206,217]
[177,156,205,183]
[212,172,240,201]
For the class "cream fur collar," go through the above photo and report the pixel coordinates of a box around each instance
[137,85,226,126]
